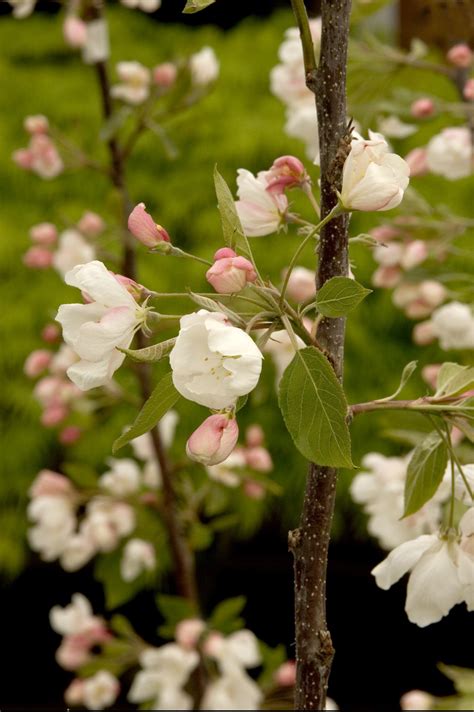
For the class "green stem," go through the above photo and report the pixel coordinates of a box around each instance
[168,246,213,266]
[290,0,318,88]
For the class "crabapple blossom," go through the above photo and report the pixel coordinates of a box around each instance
[30,222,57,245]
[23,246,53,269]
[42,323,61,343]
[82,671,120,710]
[412,319,436,346]
[189,47,219,86]
[372,265,402,289]
[56,260,151,390]
[63,16,87,48]
[206,449,247,487]
[82,19,110,64]
[404,147,429,177]
[65,679,86,706]
[285,104,320,163]
[28,493,76,561]
[339,131,410,212]
[24,114,49,134]
[235,168,289,237]
[78,211,105,236]
[454,464,474,503]
[111,61,151,105]
[245,424,265,448]
[266,155,310,193]
[392,280,446,319]
[186,414,239,466]
[128,202,171,248]
[120,0,162,11]
[206,248,257,294]
[284,266,316,303]
[82,498,136,552]
[275,660,296,687]
[128,643,199,709]
[201,672,263,710]
[13,133,64,179]
[270,21,321,107]
[120,538,156,581]
[245,446,273,473]
[99,458,142,496]
[59,425,82,445]
[29,470,74,498]
[377,115,416,139]
[430,301,474,350]
[400,690,433,710]
[175,618,206,650]
[410,98,435,118]
[372,508,474,626]
[264,329,305,385]
[426,127,472,179]
[24,349,52,378]
[243,480,266,500]
[131,410,179,458]
[153,62,178,87]
[170,310,263,410]
[8,0,36,18]
[446,43,473,68]
[53,229,96,277]
[350,452,449,550]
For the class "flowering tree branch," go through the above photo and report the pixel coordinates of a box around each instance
[288,1,352,709]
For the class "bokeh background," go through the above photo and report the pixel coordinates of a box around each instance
[0,1,473,709]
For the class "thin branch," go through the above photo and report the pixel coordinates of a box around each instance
[289,0,318,91]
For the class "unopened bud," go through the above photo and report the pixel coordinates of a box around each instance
[128,203,171,248]
[186,414,239,466]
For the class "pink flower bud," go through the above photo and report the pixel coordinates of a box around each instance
[245,424,265,448]
[59,425,82,445]
[266,155,310,193]
[410,98,435,118]
[203,631,224,657]
[463,78,474,101]
[113,273,143,300]
[274,660,296,687]
[12,148,33,169]
[186,415,239,466]
[446,43,473,68]
[372,266,401,289]
[42,323,61,343]
[418,279,446,307]
[175,618,206,650]
[63,16,87,48]
[284,266,316,303]
[24,115,49,135]
[421,364,441,389]
[23,246,53,269]
[370,225,401,242]
[128,203,171,247]
[206,251,257,294]
[404,148,428,177]
[400,690,433,710]
[65,679,85,706]
[245,446,273,472]
[77,211,105,236]
[29,469,74,498]
[56,634,92,671]
[243,480,266,500]
[29,222,58,245]
[400,240,428,270]
[152,62,178,87]
[24,350,52,378]
[41,403,69,427]
[412,320,436,345]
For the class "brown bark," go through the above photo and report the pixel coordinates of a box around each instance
[92,31,199,605]
[289,1,352,709]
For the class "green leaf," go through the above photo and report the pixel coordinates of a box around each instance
[112,372,181,453]
[213,167,256,266]
[435,362,474,398]
[378,360,418,402]
[208,596,246,634]
[119,338,176,363]
[278,347,352,468]
[183,0,216,13]
[156,594,197,628]
[403,431,449,517]
[439,664,474,695]
[315,276,371,317]
[110,614,137,639]
[187,291,245,327]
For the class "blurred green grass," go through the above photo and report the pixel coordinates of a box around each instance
[1,6,472,577]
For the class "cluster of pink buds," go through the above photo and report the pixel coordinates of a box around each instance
[392,280,446,319]
[13,115,63,179]
[371,224,430,289]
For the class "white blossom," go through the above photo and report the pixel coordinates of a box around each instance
[120,538,156,581]
[170,311,263,410]
[82,670,119,710]
[264,329,305,386]
[56,260,149,390]
[128,643,198,709]
[99,458,142,496]
[53,229,95,277]
[235,168,288,237]
[426,127,472,180]
[285,104,320,163]
[82,498,136,552]
[189,47,219,86]
[372,508,474,626]
[200,671,262,710]
[120,0,161,11]
[50,593,98,636]
[28,495,76,561]
[377,115,417,139]
[340,131,410,212]
[9,0,36,18]
[111,61,151,105]
[430,301,474,350]
[206,449,247,487]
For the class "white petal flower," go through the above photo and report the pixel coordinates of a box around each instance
[99,458,142,496]
[82,670,119,710]
[430,301,474,351]
[200,671,263,710]
[340,131,410,212]
[426,127,472,180]
[56,261,148,390]
[120,538,156,581]
[170,311,263,410]
[235,169,288,237]
[129,643,198,707]
[285,103,320,164]
[120,0,162,10]
[53,230,95,277]
[377,116,417,139]
[28,495,76,561]
[9,0,36,18]
[49,593,96,636]
[206,449,247,487]
[189,47,219,86]
[111,61,151,105]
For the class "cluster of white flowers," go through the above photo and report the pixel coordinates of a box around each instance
[354,452,474,626]
[129,626,262,710]
[350,452,449,550]
[270,20,322,162]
